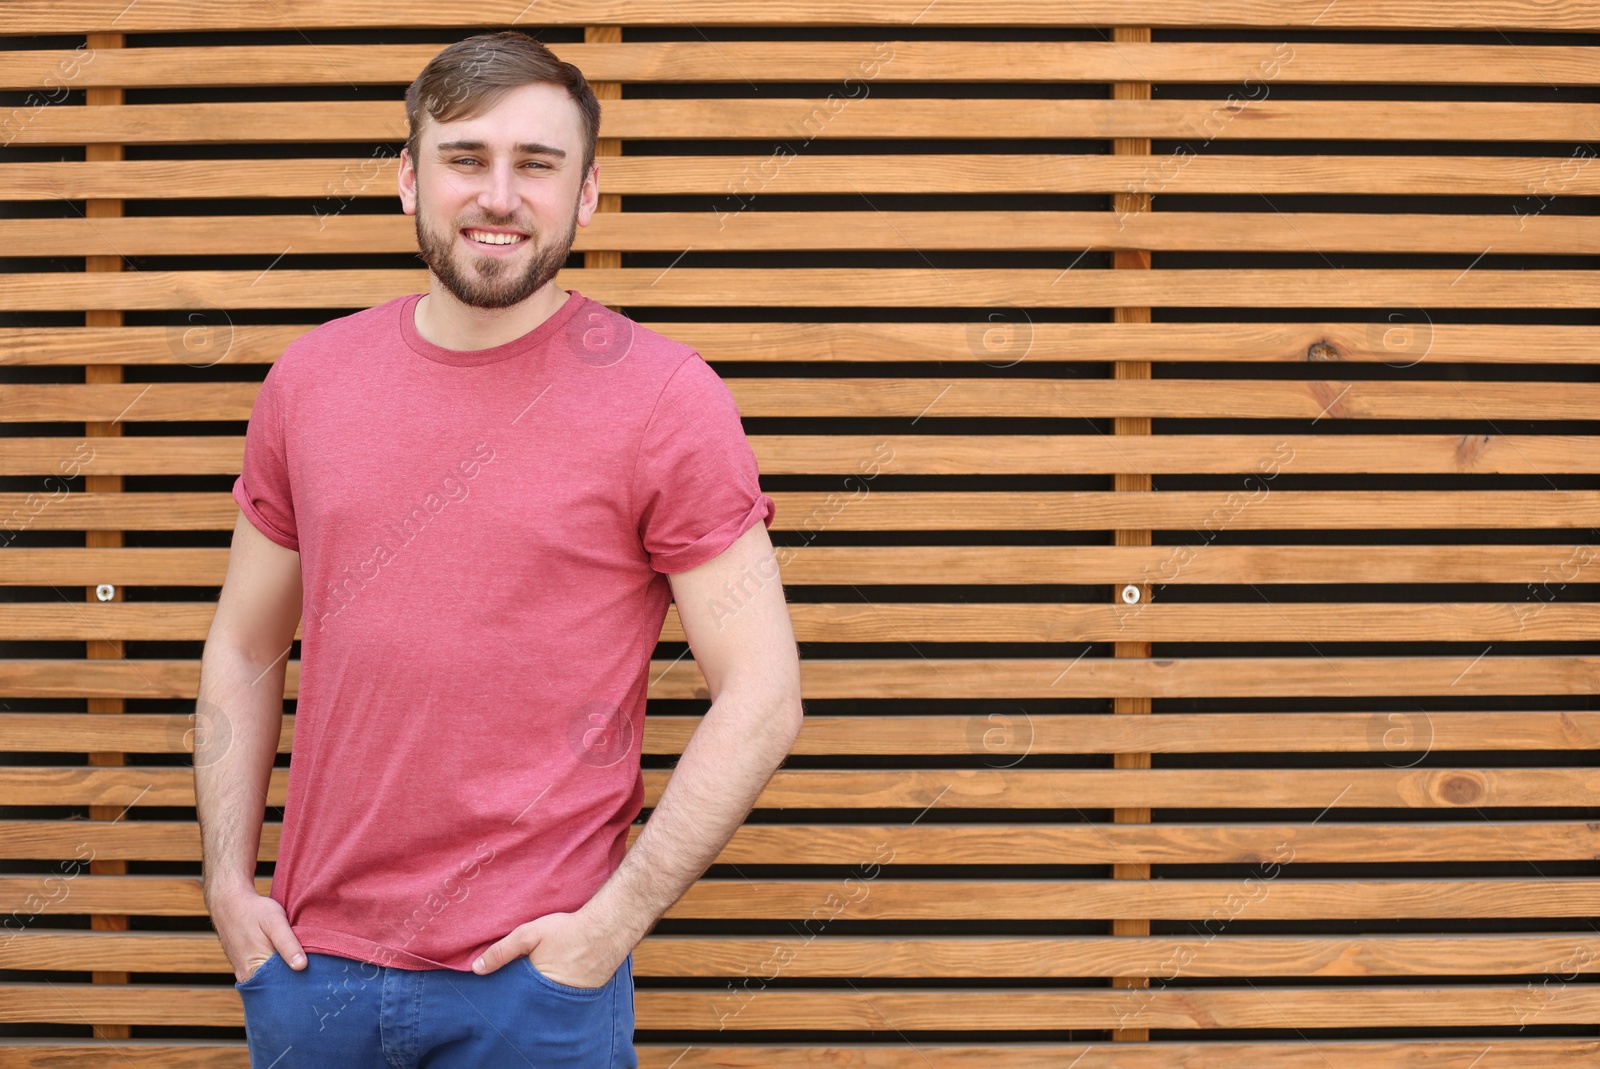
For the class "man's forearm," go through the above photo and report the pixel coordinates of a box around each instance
[582,682,802,951]
[194,640,290,906]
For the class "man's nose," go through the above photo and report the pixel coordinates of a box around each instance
[477,162,519,217]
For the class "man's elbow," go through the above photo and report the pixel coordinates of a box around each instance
[773,688,805,753]
[738,676,804,760]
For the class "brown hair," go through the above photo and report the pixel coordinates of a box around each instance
[404,31,601,176]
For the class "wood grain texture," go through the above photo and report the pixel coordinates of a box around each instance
[9,1,1598,32]
[7,43,1600,88]
[10,156,1600,200]
[13,99,1600,146]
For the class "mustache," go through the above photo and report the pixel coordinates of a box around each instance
[460,216,530,232]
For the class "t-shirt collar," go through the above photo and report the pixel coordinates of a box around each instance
[400,288,587,367]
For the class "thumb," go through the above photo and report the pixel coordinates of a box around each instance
[473,932,531,975]
[271,925,309,971]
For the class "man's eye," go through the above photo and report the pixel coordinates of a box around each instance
[452,158,480,166]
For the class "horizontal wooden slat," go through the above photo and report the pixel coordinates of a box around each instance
[749,434,1600,475]
[8,43,1600,88]
[759,490,1600,530]
[6,491,1599,534]
[650,1042,1600,1069]
[4,434,1600,477]
[12,382,1600,425]
[8,380,1600,422]
[8,930,1598,979]
[2,602,1596,644]
[2,876,1595,919]
[2,654,1594,699]
[761,434,1598,473]
[771,711,1600,753]
[740,768,1598,809]
[739,603,1600,643]
[9,1,1594,32]
[0,325,302,365]
[0,437,242,476]
[0,544,1589,588]
[0,982,1596,1030]
[0,385,254,422]
[1,765,1592,809]
[677,879,1600,921]
[0,1039,1594,1069]
[5,819,1596,865]
[713,824,1600,865]
[589,933,1600,979]
[5,709,1594,755]
[8,210,1600,256]
[10,155,1600,201]
[14,99,1600,147]
[4,322,1597,366]
[619,986,1600,1031]
[4,268,1595,311]
[639,653,1600,699]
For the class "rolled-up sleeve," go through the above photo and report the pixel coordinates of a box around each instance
[231,358,299,552]
[631,353,775,574]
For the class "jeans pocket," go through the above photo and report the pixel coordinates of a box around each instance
[519,954,611,999]
[234,950,283,990]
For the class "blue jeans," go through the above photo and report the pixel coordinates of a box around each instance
[235,949,637,1068]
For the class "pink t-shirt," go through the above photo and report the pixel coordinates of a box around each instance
[230,288,775,971]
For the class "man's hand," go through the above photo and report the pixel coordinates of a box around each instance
[198,513,306,985]
[470,907,630,989]
[208,885,309,983]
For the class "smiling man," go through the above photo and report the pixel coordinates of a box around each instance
[406,78,589,326]
[195,31,803,1069]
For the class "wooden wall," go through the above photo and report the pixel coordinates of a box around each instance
[1,2,1598,1064]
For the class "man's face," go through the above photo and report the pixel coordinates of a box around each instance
[399,81,598,310]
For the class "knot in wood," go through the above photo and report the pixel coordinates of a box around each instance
[1438,772,1486,806]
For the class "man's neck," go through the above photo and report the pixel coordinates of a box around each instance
[413,283,571,352]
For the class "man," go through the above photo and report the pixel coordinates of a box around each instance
[195,30,803,1068]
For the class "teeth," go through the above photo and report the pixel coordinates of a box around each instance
[466,230,524,245]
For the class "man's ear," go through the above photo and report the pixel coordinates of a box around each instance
[576,160,601,227]
[398,147,418,216]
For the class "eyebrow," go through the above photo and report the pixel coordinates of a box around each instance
[434,139,568,159]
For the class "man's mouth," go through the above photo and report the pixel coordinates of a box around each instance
[462,229,528,246]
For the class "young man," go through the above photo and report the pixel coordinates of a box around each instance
[195,30,803,1068]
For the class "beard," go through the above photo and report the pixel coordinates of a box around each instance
[413,187,581,310]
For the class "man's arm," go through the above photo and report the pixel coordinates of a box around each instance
[195,511,310,980]
[472,520,803,983]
